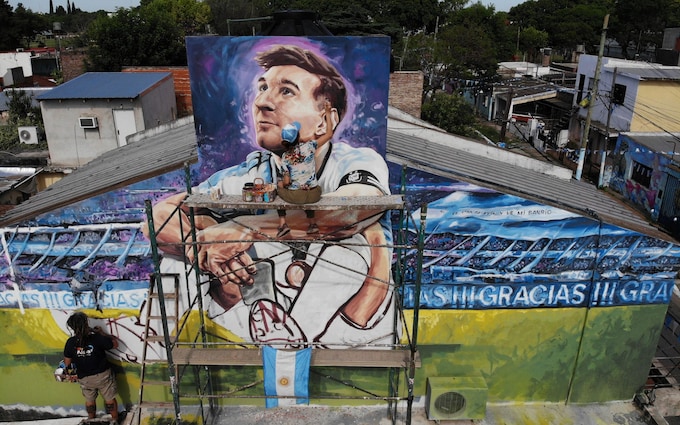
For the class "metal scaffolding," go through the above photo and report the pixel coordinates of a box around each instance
[135,167,425,425]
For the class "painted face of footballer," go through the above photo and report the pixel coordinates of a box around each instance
[252,65,326,153]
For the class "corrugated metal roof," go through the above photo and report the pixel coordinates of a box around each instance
[622,132,680,154]
[0,116,197,226]
[0,111,672,243]
[36,72,172,100]
[386,111,673,243]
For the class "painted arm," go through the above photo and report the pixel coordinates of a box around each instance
[142,192,218,257]
[340,220,390,327]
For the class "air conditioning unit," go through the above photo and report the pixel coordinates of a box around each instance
[17,126,38,145]
[79,116,98,129]
[425,376,488,420]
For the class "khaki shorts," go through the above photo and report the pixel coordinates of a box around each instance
[278,186,321,204]
[79,369,117,402]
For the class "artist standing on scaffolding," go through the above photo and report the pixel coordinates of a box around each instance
[63,312,120,424]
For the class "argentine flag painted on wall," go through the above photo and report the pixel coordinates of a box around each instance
[262,345,312,408]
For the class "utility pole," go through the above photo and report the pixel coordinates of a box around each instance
[429,16,440,87]
[598,67,617,188]
[575,14,609,181]
[499,87,514,144]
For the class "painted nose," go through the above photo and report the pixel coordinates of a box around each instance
[255,90,275,111]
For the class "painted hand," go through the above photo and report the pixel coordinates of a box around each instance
[194,224,257,286]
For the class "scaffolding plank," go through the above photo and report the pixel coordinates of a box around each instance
[172,347,420,368]
[183,194,404,211]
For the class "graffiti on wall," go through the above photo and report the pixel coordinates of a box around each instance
[395,167,679,310]
[609,135,669,213]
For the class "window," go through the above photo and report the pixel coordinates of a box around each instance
[576,74,586,104]
[612,84,626,105]
[631,161,652,187]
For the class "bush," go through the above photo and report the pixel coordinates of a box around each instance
[421,92,476,137]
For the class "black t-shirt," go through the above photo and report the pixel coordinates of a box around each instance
[63,333,113,379]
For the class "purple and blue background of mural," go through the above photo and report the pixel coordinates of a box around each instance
[186,36,391,181]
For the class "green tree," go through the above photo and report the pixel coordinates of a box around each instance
[85,0,214,70]
[0,89,46,152]
[450,2,515,59]
[519,26,549,63]
[393,31,435,72]
[550,3,608,53]
[2,2,49,49]
[0,0,19,50]
[140,0,211,35]
[437,23,498,78]
[7,90,40,125]
[610,0,674,59]
[507,0,611,57]
[84,7,186,71]
[434,2,502,81]
[204,0,265,35]
[439,0,472,15]
[370,0,442,33]
[47,7,100,35]
[422,92,477,136]
[394,1,504,99]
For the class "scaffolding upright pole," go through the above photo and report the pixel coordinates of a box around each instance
[406,204,427,425]
[182,164,216,420]
[389,167,408,423]
[144,199,182,425]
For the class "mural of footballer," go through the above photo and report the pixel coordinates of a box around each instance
[144,36,397,349]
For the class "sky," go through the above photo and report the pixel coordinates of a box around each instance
[9,0,524,14]
[9,0,140,13]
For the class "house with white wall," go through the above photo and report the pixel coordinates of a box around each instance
[37,72,176,168]
[0,50,33,87]
[573,55,680,162]
[574,55,680,235]
[575,55,680,136]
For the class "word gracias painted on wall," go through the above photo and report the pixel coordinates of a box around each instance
[0,281,673,311]
[0,288,147,310]
[402,280,674,309]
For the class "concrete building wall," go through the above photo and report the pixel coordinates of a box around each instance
[124,66,193,117]
[139,76,177,128]
[0,51,33,82]
[633,80,680,132]
[576,55,680,134]
[575,55,637,133]
[41,99,137,167]
[40,74,176,167]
